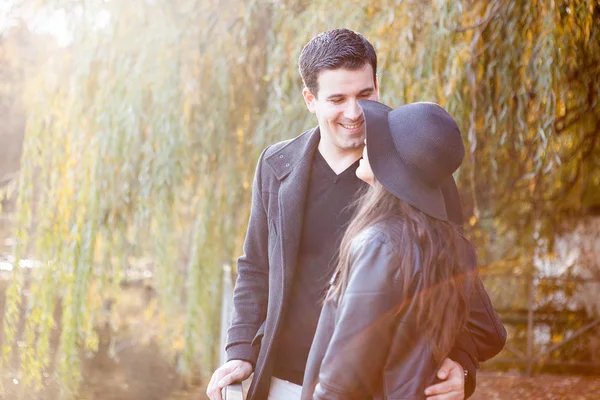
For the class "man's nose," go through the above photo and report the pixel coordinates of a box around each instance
[345,100,363,121]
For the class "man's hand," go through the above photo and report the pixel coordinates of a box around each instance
[206,360,253,400]
[424,358,465,400]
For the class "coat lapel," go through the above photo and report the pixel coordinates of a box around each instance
[265,127,320,298]
[250,127,319,400]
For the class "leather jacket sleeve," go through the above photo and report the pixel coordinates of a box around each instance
[314,237,403,399]
[225,147,271,366]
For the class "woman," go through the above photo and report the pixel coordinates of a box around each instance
[302,100,478,399]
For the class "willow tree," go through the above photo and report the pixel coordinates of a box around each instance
[2,0,268,396]
[2,0,599,397]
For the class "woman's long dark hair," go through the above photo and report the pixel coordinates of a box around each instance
[329,181,474,363]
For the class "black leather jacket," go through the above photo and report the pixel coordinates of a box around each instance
[301,225,506,400]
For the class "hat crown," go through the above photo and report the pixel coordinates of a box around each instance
[387,102,464,187]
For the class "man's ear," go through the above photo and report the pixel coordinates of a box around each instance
[302,87,317,113]
[374,75,380,100]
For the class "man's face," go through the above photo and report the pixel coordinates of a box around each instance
[303,64,379,154]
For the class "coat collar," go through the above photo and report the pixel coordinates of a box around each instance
[264,126,321,181]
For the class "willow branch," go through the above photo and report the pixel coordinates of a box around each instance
[454,0,507,33]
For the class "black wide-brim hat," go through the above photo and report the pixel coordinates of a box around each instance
[358,100,465,223]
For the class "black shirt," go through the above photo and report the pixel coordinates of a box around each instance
[272,150,363,384]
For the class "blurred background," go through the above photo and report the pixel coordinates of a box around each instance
[0,0,599,399]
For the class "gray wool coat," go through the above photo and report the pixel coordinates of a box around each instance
[226,127,322,400]
[225,127,505,399]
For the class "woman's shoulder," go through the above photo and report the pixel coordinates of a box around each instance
[346,222,405,289]
[350,219,404,255]
[351,225,387,249]
[352,219,402,247]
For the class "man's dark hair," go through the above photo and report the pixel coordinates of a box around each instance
[299,29,377,97]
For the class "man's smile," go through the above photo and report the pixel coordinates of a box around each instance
[339,120,364,130]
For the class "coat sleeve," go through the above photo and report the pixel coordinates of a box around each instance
[447,248,507,398]
[225,147,271,367]
[465,274,507,362]
[314,237,402,400]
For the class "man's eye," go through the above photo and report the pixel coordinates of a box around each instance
[330,99,343,104]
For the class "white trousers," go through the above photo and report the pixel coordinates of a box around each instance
[267,377,302,400]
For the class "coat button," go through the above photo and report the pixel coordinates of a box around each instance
[279,154,284,158]
[285,163,290,167]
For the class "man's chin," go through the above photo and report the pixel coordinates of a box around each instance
[343,140,365,150]
[336,132,364,147]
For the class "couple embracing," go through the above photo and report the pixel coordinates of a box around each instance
[207,29,506,400]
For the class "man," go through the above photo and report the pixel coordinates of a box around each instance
[207,29,506,400]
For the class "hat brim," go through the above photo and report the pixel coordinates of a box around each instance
[359,100,450,221]
[440,174,464,228]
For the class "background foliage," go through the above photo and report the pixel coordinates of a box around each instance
[0,0,599,398]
